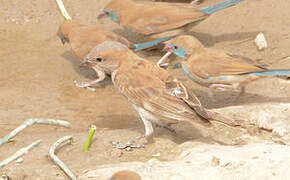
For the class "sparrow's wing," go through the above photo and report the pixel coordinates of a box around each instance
[112,59,211,125]
[187,49,267,79]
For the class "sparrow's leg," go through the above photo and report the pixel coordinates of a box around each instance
[111,106,155,150]
[210,84,233,91]
[190,0,203,5]
[233,85,245,101]
[154,122,176,134]
[208,84,233,99]
[74,66,106,90]
[132,111,154,144]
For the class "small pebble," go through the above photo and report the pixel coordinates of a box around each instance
[255,33,268,50]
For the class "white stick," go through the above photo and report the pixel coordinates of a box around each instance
[0,139,41,169]
[0,118,71,147]
[49,136,76,180]
[55,0,72,20]
[157,51,172,67]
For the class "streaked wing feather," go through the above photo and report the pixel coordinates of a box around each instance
[113,60,210,125]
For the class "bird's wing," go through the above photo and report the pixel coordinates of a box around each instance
[119,2,208,35]
[112,59,211,125]
[187,49,267,79]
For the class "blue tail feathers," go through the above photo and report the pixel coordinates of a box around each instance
[251,69,290,77]
[133,36,176,51]
[200,0,246,15]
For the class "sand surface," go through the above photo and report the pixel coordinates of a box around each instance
[0,0,289,179]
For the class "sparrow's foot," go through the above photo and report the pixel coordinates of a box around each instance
[232,86,245,101]
[74,80,100,91]
[111,134,154,151]
[111,139,145,151]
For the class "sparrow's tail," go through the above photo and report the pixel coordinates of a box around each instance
[133,36,176,51]
[55,0,72,20]
[249,69,290,77]
[200,0,246,15]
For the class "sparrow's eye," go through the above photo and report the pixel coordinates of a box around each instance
[174,46,178,50]
[95,57,103,62]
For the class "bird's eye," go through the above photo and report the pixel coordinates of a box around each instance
[105,11,110,15]
[95,57,103,62]
[174,46,178,50]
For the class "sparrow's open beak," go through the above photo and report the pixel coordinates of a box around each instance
[80,57,90,66]
[97,11,105,19]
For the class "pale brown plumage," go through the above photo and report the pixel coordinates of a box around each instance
[57,20,132,89]
[171,36,265,80]
[161,35,268,96]
[100,0,208,39]
[84,41,238,143]
[55,0,132,89]
[57,20,131,60]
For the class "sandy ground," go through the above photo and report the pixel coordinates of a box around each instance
[0,0,289,179]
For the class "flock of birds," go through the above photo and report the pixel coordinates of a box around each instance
[56,0,290,147]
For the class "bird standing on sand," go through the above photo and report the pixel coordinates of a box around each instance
[55,0,172,90]
[82,41,239,145]
[159,35,290,98]
[98,0,246,40]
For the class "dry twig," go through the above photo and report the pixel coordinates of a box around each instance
[0,139,41,169]
[0,118,71,147]
[49,136,76,180]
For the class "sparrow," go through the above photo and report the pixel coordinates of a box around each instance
[82,41,240,145]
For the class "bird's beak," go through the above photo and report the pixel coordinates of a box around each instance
[97,11,105,19]
[80,57,90,66]
[57,33,67,45]
[162,44,172,52]
[60,37,66,45]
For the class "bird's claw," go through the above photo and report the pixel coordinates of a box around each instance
[111,140,145,151]
[74,80,96,91]
[159,63,169,68]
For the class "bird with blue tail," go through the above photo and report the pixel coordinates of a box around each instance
[158,35,290,99]
[97,0,246,40]
[55,0,176,90]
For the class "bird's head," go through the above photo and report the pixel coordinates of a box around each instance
[163,43,187,59]
[57,24,69,45]
[57,20,80,45]
[98,9,119,23]
[158,35,203,67]
[81,41,128,73]
[163,35,204,60]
